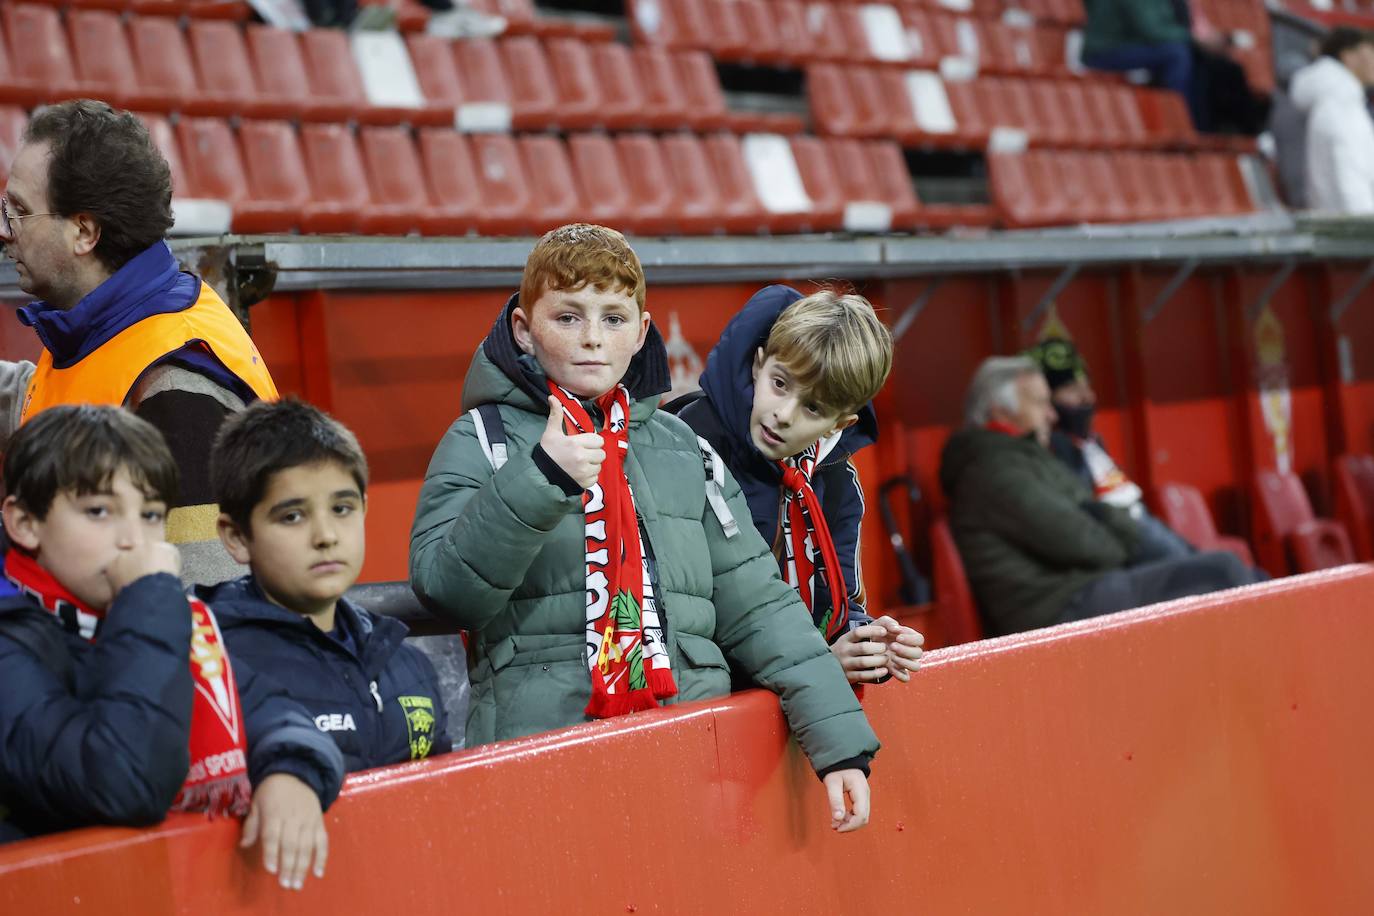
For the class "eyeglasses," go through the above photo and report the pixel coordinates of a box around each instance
[1,198,56,237]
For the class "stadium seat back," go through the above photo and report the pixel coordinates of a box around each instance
[590,42,649,128]
[865,139,920,229]
[615,133,680,235]
[469,133,535,235]
[406,33,465,108]
[4,4,84,103]
[661,133,725,234]
[1334,454,1374,561]
[675,50,730,129]
[545,37,602,127]
[129,16,206,107]
[787,134,846,231]
[175,116,251,200]
[301,28,370,105]
[238,119,312,207]
[567,132,635,228]
[359,126,433,214]
[1251,469,1318,576]
[518,135,585,233]
[300,123,372,210]
[500,35,559,128]
[418,127,485,219]
[930,517,982,646]
[134,113,184,193]
[1290,519,1356,572]
[701,132,772,234]
[68,10,142,104]
[633,46,691,129]
[1156,482,1221,549]
[186,19,263,106]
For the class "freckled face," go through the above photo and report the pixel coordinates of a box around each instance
[511,286,650,398]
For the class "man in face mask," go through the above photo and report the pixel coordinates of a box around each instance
[1025,338,1195,561]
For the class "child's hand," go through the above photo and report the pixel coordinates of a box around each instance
[823,769,870,833]
[240,773,329,891]
[541,396,605,489]
[829,623,892,683]
[103,540,181,596]
[870,615,925,683]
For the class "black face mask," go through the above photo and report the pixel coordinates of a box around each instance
[1055,402,1096,439]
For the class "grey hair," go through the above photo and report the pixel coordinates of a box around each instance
[964,356,1040,426]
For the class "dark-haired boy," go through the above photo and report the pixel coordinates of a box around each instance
[198,398,451,773]
[0,405,342,891]
[675,286,923,686]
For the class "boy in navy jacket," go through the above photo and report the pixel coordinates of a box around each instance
[0,406,342,892]
[197,398,451,773]
[676,286,924,685]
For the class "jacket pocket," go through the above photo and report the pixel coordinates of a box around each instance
[488,634,589,740]
[673,633,731,703]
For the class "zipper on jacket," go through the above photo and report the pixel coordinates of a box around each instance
[368,680,383,713]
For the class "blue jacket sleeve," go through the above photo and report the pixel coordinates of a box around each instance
[234,657,345,811]
[820,458,872,628]
[0,574,194,831]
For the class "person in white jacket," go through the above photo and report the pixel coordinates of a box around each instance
[1290,28,1374,214]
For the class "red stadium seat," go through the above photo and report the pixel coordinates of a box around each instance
[697,0,751,60]
[770,0,816,67]
[988,149,1064,227]
[499,36,560,131]
[1137,87,1197,148]
[0,4,93,108]
[1154,482,1256,566]
[591,42,658,130]
[786,134,847,233]
[941,78,989,147]
[626,0,692,47]
[733,0,789,67]
[246,24,352,123]
[1334,454,1374,561]
[801,0,850,62]
[518,135,587,234]
[633,46,693,131]
[469,133,536,236]
[450,37,516,131]
[359,125,470,236]
[126,15,223,116]
[1251,469,1356,576]
[417,128,486,230]
[808,65,883,138]
[405,33,465,112]
[136,114,184,195]
[237,119,314,230]
[0,105,26,183]
[863,139,922,231]
[545,37,607,130]
[674,50,731,132]
[176,117,302,233]
[701,132,782,234]
[614,133,685,236]
[298,123,373,234]
[567,133,636,229]
[930,518,982,647]
[827,137,902,232]
[660,133,727,235]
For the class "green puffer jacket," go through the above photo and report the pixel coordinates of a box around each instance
[938,426,1140,636]
[1082,0,1190,57]
[409,296,879,775]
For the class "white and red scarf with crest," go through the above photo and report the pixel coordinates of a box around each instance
[779,443,850,644]
[5,550,252,817]
[548,382,677,718]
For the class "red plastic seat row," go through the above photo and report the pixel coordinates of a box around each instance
[809,65,1181,151]
[1334,453,1374,562]
[987,149,1257,227]
[26,0,248,18]
[158,120,858,238]
[2,6,450,126]
[1153,482,1256,566]
[407,35,803,134]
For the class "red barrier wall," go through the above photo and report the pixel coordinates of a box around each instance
[4,568,1373,915]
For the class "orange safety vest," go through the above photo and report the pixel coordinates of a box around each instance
[20,281,278,424]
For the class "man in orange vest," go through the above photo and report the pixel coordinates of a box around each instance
[0,100,277,578]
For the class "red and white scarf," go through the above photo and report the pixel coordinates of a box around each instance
[779,443,850,644]
[548,382,677,718]
[5,550,252,817]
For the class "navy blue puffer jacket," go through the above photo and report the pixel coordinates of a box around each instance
[0,572,344,843]
[198,576,451,773]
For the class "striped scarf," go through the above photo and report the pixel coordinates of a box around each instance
[548,382,677,718]
[779,443,850,643]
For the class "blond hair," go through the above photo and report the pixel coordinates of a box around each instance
[763,290,893,414]
[519,224,646,312]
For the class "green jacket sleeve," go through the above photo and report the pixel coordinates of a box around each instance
[409,412,582,632]
[704,462,881,774]
[975,458,1132,570]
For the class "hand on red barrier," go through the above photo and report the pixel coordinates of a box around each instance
[831,617,925,684]
[824,769,870,833]
[240,773,329,891]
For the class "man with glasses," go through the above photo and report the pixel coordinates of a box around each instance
[0,99,278,581]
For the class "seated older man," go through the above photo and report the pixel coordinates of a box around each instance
[938,356,1259,636]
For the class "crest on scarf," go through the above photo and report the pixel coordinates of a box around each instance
[188,599,241,742]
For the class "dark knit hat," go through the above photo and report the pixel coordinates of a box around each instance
[1024,337,1087,391]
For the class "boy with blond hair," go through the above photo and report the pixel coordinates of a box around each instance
[675,286,923,684]
[410,225,880,832]
[0,405,342,892]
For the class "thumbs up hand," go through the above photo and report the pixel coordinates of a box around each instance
[541,396,605,490]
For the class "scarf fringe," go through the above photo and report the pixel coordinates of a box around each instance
[171,774,253,819]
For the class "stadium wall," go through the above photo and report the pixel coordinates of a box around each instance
[2,565,1371,914]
